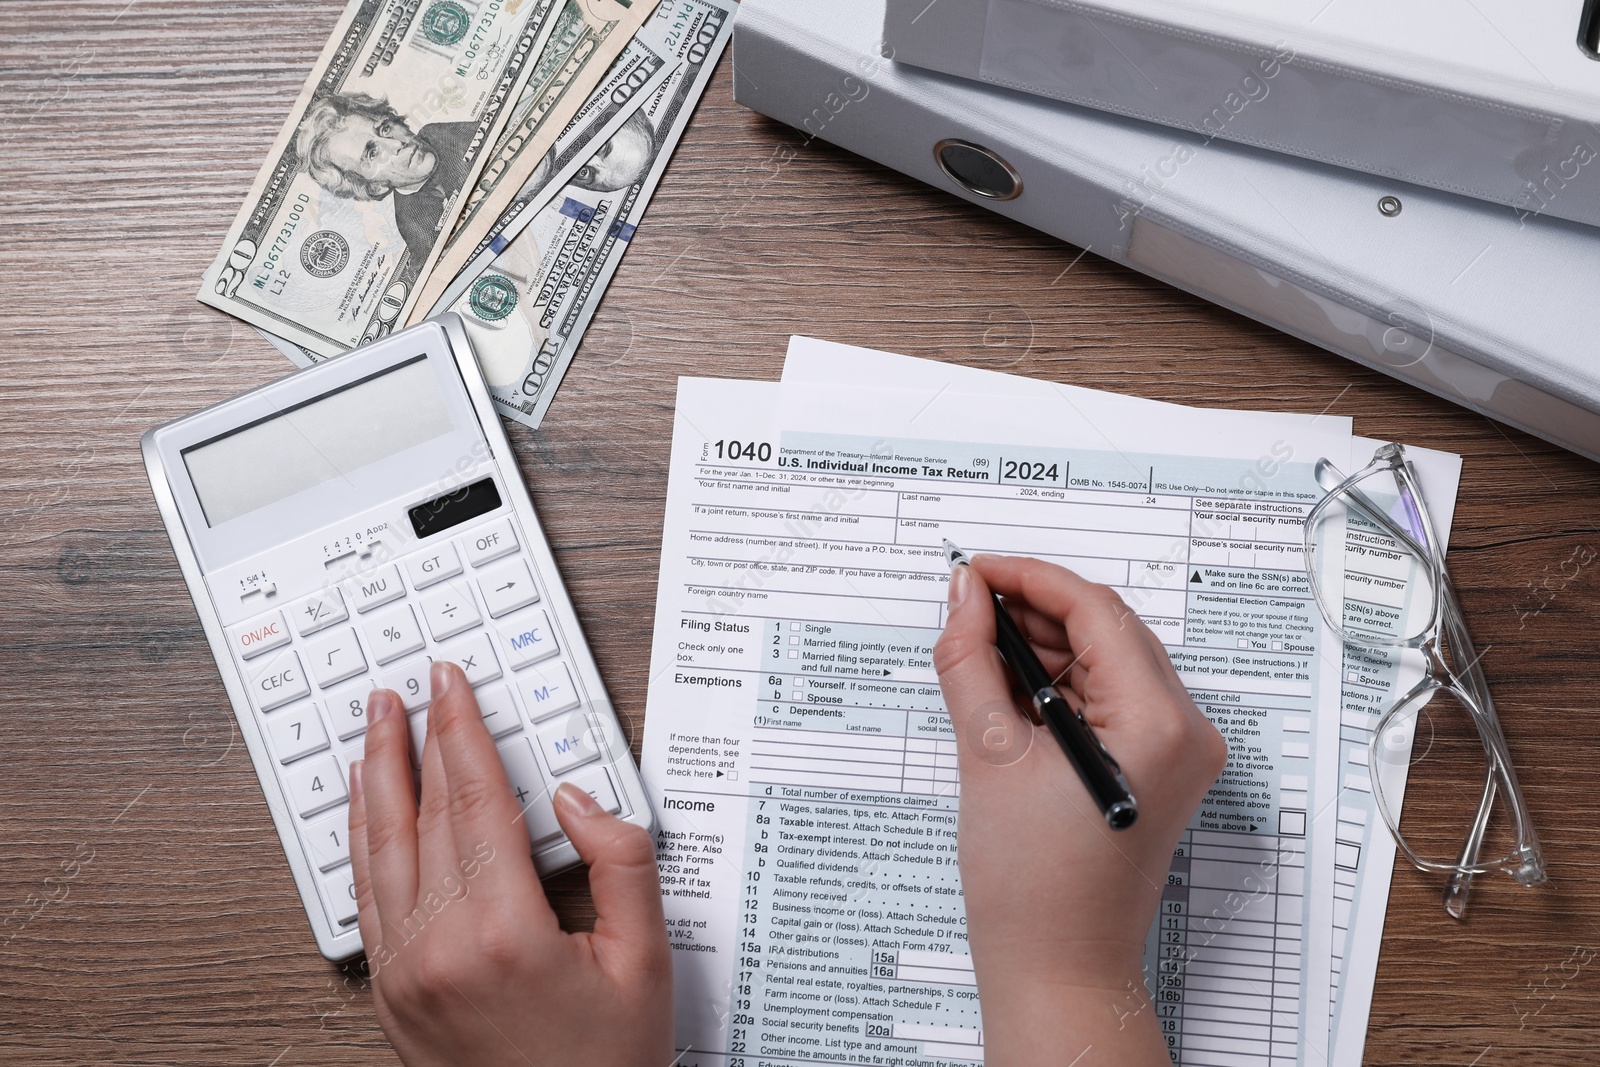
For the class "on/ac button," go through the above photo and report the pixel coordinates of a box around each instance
[228,610,291,660]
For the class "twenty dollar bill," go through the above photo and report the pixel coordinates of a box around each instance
[257,25,677,372]
[198,0,570,357]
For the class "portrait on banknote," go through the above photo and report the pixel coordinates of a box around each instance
[296,91,478,265]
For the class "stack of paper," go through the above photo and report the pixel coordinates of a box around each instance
[640,338,1461,1067]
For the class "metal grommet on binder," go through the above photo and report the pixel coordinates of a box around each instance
[934,139,1023,200]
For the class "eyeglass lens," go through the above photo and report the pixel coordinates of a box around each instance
[1307,465,1438,647]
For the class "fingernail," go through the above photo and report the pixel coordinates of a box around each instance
[350,760,364,804]
[554,781,602,818]
[430,660,455,699]
[368,689,394,723]
[949,563,972,609]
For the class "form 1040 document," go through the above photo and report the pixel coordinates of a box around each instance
[780,339,1464,1067]
[642,375,1353,1066]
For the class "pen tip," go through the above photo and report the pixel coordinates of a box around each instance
[942,539,968,570]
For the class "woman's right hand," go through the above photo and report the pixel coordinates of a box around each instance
[933,554,1228,1067]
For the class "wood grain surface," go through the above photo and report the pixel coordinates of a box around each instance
[3,2,1599,1064]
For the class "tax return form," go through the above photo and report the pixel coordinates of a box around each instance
[781,339,1463,1066]
[641,359,1362,1066]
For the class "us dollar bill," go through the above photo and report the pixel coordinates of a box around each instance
[432,32,675,307]
[257,32,675,370]
[410,0,665,319]
[444,0,736,429]
[198,0,573,357]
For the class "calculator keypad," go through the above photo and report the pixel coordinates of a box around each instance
[266,701,330,764]
[476,686,522,739]
[327,678,373,740]
[439,631,501,688]
[519,661,579,721]
[228,512,627,931]
[381,659,434,713]
[463,516,518,566]
[305,810,352,871]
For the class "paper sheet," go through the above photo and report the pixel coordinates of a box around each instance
[781,340,1463,1066]
[643,360,1366,1065]
[1324,439,1460,1065]
[776,374,1349,1066]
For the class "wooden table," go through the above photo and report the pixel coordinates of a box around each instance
[4,2,1599,1063]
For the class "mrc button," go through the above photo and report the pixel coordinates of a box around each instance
[500,609,559,669]
[229,610,291,660]
[464,517,518,566]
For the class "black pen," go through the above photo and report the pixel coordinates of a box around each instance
[943,540,1139,830]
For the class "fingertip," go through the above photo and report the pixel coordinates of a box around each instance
[948,561,973,609]
[554,785,665,951]
[943,562,994,636]
[430,659,466,702]
[555,780,603,822]
[368,687,400,723]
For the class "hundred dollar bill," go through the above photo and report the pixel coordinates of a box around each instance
[418,31,676,318]
[197,0,571,357]
[256,327,320,369]
[410,0,665,320]
[444,0,735,428]
[256,34,675,371]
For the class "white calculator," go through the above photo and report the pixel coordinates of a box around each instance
[142,314,653,960]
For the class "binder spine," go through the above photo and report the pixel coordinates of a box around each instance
[733,0,1600,462]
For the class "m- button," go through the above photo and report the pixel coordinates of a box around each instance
[404,542,462,590]
[463,517,518,567]
[228,610,291,661]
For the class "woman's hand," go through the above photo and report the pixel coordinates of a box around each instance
[934,555,1227,1067]
[349,661,672,1067]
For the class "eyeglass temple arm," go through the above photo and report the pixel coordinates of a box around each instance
[1325,458,1547,900]
[1329,469,1432,562]
[1442,572,1547,887]
[1443,772,1496,918]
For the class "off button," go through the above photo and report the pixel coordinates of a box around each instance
[463,516,518,567]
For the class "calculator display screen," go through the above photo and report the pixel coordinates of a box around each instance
[182,357,453,527]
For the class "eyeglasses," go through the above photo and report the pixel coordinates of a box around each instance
[1303,442,1545,918]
